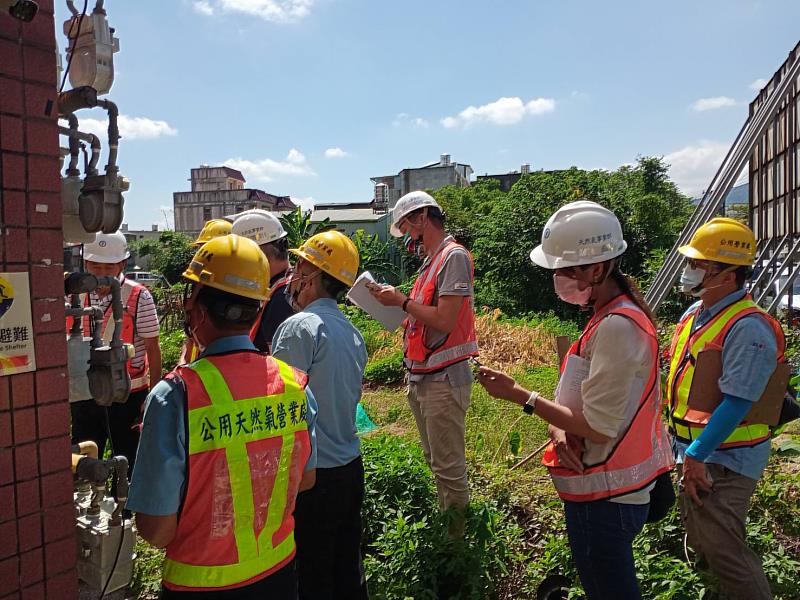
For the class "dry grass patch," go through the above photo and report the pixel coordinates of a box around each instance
[475,309,558,369]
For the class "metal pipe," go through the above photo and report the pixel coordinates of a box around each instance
[58,120,101,176]
[97,99,119,171]
[107,455,128,526]
[96,276,123,348]
[63,114,80,176]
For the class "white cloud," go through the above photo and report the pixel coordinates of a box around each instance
[441,96,555,128]
[392,113,429,129]
[224,148,315,183]
[290,196,315,211]
[749,78,768,91]
[192,0,214,15]
[324,147,348,159]
[664,140,729,197]
[76,115,178,140]
[690,96,737,112]
[196,0,314,23]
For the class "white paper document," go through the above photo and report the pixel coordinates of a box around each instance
[554,353,591,412]
[346,271,406,331]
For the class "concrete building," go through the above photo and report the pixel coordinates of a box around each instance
[173,165,296,235]
[477,163,532,192]
[310,207,391,242]
[370,154,472,208]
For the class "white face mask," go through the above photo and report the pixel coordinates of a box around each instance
[680,266,708,297]
[553,274,593,306]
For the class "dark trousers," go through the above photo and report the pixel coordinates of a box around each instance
[160,559,298,599]
[70,389,148,479]
[295,456,368,600]
[563,499,649,600]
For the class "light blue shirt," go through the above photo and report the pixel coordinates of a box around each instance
[272,298,368,469]
[127,335,318,516]
[673,289,777,480]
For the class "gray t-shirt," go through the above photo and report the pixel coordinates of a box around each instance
[408,237,474,387]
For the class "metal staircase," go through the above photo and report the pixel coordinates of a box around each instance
[646,48,800,314]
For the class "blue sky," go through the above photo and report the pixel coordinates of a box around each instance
[55,0,800,229]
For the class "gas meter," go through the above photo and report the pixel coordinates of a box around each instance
[63,3,119,94]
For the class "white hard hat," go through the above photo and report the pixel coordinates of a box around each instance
[530,200,627,269]
[83,231,130,264]
[390,191,441,237]
[231,209,287,245]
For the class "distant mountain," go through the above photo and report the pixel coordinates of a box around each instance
[692,182,748,206]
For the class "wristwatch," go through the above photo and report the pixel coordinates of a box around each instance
[523,391,540,415]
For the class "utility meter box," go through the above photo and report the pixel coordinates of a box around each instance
[74,492,136,594]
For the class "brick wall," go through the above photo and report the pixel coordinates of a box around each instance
[0,2,78,599]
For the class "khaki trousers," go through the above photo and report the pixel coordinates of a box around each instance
[679,463,772,600]
[407,380,471,512]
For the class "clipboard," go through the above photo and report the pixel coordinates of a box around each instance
[686,348,790,427]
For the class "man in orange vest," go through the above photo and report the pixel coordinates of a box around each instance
[70,231,161,481]
[666,218,781,600]
[231,210,294,353]
[370,191,478,534]
[128,234,318,598]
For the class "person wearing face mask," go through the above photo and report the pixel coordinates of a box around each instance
[178,218,232,365]
[370,190,478,538]
[128,234,318,599]
[68,231,162,483]
[271,230,369,600]
[665,218,783,600]
[477,201,673,600]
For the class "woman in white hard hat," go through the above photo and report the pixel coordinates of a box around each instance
[478,200,673,600]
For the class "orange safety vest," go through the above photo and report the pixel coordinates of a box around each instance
[665,295,785,449]
[248,273,290,343]
[403,239,478,373]
[162,351,311,592]
[66,278,150,391]
[542,296,674,502]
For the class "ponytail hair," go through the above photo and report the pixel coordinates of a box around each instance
[610,263,656,325]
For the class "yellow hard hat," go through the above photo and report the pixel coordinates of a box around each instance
[183,234,270,300]
[678,218,756,266]
[290,230,359,286]
[193,219,232,247]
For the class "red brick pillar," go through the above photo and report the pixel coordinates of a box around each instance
[0,3,79,599]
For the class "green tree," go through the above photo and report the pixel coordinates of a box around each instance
[466,157,693,316]
[351,229,400,284]
[279,207,333,249]
[131,231,196,285]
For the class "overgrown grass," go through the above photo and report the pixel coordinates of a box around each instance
[130,312,800,599]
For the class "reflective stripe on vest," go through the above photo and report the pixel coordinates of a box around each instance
[403,239,478,373]
[162,355,310,590]
[665,296,784,448]
[542,296,674,502]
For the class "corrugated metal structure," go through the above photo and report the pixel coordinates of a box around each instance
[748,41,800,313]
[646,41,800,316]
